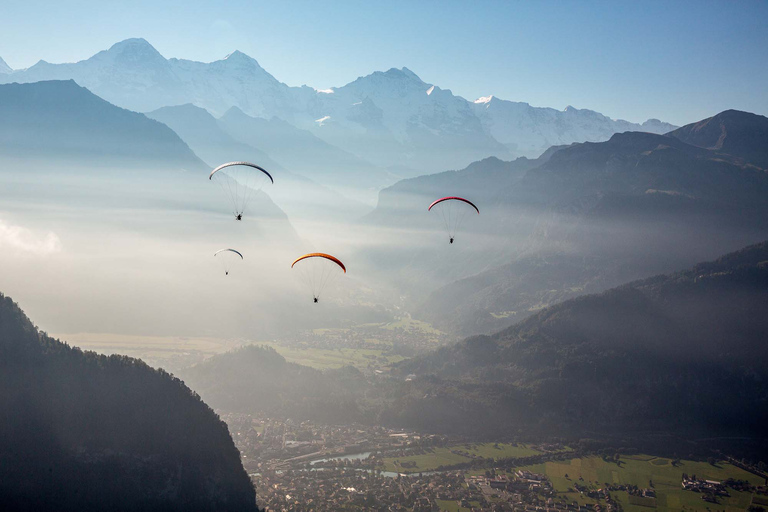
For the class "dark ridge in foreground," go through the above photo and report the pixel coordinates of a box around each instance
[0,293,257,512]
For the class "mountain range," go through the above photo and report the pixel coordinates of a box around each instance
[0,38,676,176]
[364,109,768,335]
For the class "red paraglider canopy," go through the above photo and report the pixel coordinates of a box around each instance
[428,197,479,214]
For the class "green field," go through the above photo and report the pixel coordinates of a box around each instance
[490,311,518,319]
[260,342,405,370]
[436,499,482,512]
[382,443,543,473]
[381,316,442,335]
[516,455,764,512]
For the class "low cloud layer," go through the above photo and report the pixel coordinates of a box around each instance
[0,219,62,256]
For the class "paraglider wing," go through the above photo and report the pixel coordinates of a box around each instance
[427,196,479,214]
[291,253,346,300]
[209,162,274,184]
[214,248,244,259]
[209,162,273,219]
[214,248,244,275]
[428,196,479,243]
[291,253,346,273]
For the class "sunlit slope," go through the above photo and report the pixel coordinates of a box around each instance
[0,293,257,511]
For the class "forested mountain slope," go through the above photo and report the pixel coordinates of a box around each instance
[0,293,257,511]
[394,241,768,436]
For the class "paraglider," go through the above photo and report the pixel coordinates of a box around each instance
[209,162,273,220]
[291,253,346,303]
[214,248,243,276]
[428,196,479,244]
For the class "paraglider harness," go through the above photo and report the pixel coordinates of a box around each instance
[449,237,454,244]
[313,297,318,303]
[236,214,242,221]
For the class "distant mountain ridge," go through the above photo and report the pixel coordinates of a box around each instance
[472,95,677,157]
[0,80,205,171]
[0,292,258,511]
[667,109,768,169]
[362,110,768,335]
[145,103,373,219]
[1,38,676,175]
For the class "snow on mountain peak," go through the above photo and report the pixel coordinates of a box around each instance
[224,50,248,60]
[400,67,420,80]
[426,85,435,96]
[0,56,12,74]
[108,38,162,56]
[222,50,262,67]
[315,115,331,127]
[315,88,334,94]
[474,95,494,104]
[382,67,423,83]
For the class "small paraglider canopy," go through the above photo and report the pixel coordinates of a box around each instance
[428,196,479,244]
[209,162,273,220]
[291,253,346,302]
[214,248,244,276]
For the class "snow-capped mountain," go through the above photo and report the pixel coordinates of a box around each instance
[1,38,677,174]
[472,96,678,157]
[2,39,307,117]
[0,57,11,74]
[290,67,511,172]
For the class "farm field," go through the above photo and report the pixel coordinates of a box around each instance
[55,331,244,371]
[261,341,406,370]
[436,499,479,511]
[516,455,765,512]
[382,443,544,473]
[381,315,443,335]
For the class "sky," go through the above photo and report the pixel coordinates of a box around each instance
[1,0,767,125]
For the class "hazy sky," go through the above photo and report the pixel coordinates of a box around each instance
[1,0,767,125]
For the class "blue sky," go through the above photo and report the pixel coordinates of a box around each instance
[1,0,766,125]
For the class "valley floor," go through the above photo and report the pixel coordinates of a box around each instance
[223,413,768,511]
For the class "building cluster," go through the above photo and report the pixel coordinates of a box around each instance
[256,468,472,511]
[681,475,729,500]
[222,412,768,511]
[255,463,629,512]
[221,413,436,474]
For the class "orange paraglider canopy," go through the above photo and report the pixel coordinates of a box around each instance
[291,253,346,273]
